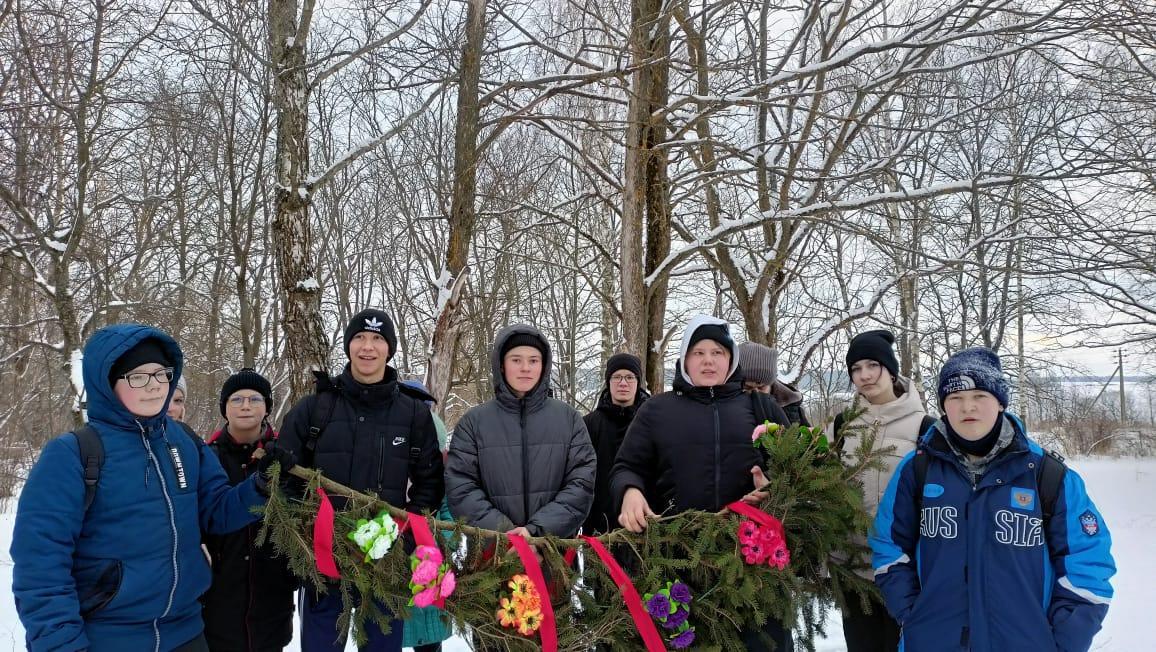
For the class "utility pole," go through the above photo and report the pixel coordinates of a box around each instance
[1118,349,1126,424]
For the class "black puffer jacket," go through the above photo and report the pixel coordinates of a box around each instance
[446,325,597,537]
[278,365,444,511]
[582,386,650,535]
[201,425,297,652]
[610,327,790,517]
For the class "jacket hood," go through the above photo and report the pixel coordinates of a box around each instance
[491,324,552,410]
[677,315,740,386]
[84,323,184,432]
[853,376,925,427]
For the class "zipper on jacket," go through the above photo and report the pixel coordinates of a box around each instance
[520,400,530,529]
[711,389,720,509]
[377,411,387,494]
[139,421,180,652]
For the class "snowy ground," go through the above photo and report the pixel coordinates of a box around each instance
[1,457,1151,651]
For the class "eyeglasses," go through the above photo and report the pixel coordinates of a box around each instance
[120,368,175,388]
[610,374,637,384]
[228,395,266,406]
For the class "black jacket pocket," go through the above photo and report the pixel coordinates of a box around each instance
[75,558,123,617]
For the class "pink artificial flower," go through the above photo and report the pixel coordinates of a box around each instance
[413,586,440,608]
[439,569,457,597]
[768,543,790,570]
[412,559,440,586]
[415,545,442,563]
[751,423,767,442]
[757,524,782,546]
[737,520,759,545]
[742,542,768,565]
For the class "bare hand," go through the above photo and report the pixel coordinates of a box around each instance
[741,466,770,505]
[506,526,532,538]
[618,488,656,533]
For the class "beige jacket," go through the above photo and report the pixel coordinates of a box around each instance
[826,377,928,579]
[827,377,928,519]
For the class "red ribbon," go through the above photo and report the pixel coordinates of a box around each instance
[506,533,558,652]
[313,487,341,579]
[580,536,667,651]
[563,547,577,567]
[726,500,785,537]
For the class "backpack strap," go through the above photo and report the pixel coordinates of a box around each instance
[302,389,337,469]
[911,450,931,520]
[1038,449,1067,523]
[72,425,104,512]
[918,415,937,440]
[832,413,846,454]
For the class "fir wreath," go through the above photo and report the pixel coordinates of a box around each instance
[258,413,886,651]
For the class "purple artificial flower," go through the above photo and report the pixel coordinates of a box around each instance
[670,628,696,649]
[662,605,689,629]
[646,592,672,621]
[669,581,692,605]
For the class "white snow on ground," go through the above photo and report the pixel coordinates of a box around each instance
[1,458,1152,651]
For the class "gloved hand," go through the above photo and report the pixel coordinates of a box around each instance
[252,445,297,497]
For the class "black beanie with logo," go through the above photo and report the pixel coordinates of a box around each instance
[343,308,398,361]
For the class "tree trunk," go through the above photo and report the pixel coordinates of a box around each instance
[427,0,487,410]
[622,0,671,393]
[269,0,329,402]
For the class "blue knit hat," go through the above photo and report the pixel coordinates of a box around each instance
[937,347,1009,407]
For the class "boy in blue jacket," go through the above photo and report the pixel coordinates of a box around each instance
[11,324,295,652]
[870,347,1115,652]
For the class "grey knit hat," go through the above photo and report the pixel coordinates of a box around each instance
[738,342,778,386]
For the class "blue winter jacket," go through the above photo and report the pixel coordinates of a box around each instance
[870,414,1114,652]
[11,324,267,652]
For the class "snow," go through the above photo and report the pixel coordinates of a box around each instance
[434,269,453,314]
[296,278,321,291]
[1,458,1153,651]
[45,240,67,253]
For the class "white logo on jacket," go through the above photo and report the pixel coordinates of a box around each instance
[994,510,1044,547]
[920,506,958,539]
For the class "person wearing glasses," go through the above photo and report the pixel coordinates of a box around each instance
[202,368,299,651]
[582,353,650,536]
[11,324,295,652]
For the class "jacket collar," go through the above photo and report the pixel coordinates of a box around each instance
[671,363,744,403]
[336,364,400,407]
[595,386,650,420]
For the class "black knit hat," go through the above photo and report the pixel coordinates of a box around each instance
[605,353,642,382]
[219,368,273,416]
[109,338,173,387]
[687,323,733,353]
[846,330,900,380]
[343,308,397,361]
[501,332,545,359]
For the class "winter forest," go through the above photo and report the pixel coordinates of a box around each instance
[3,0,1156,474]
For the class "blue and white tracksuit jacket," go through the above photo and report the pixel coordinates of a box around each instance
[11,325,267,652]
[870,415,1114,652]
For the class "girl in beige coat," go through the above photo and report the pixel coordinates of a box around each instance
[827,330,930,652]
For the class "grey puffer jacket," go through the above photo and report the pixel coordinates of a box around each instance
[446,324,596,537]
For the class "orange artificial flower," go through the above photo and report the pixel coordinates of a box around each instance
[517,609,543,636]
[514,590,541,615]
[509,573,534,600]
[497,597,519,627]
